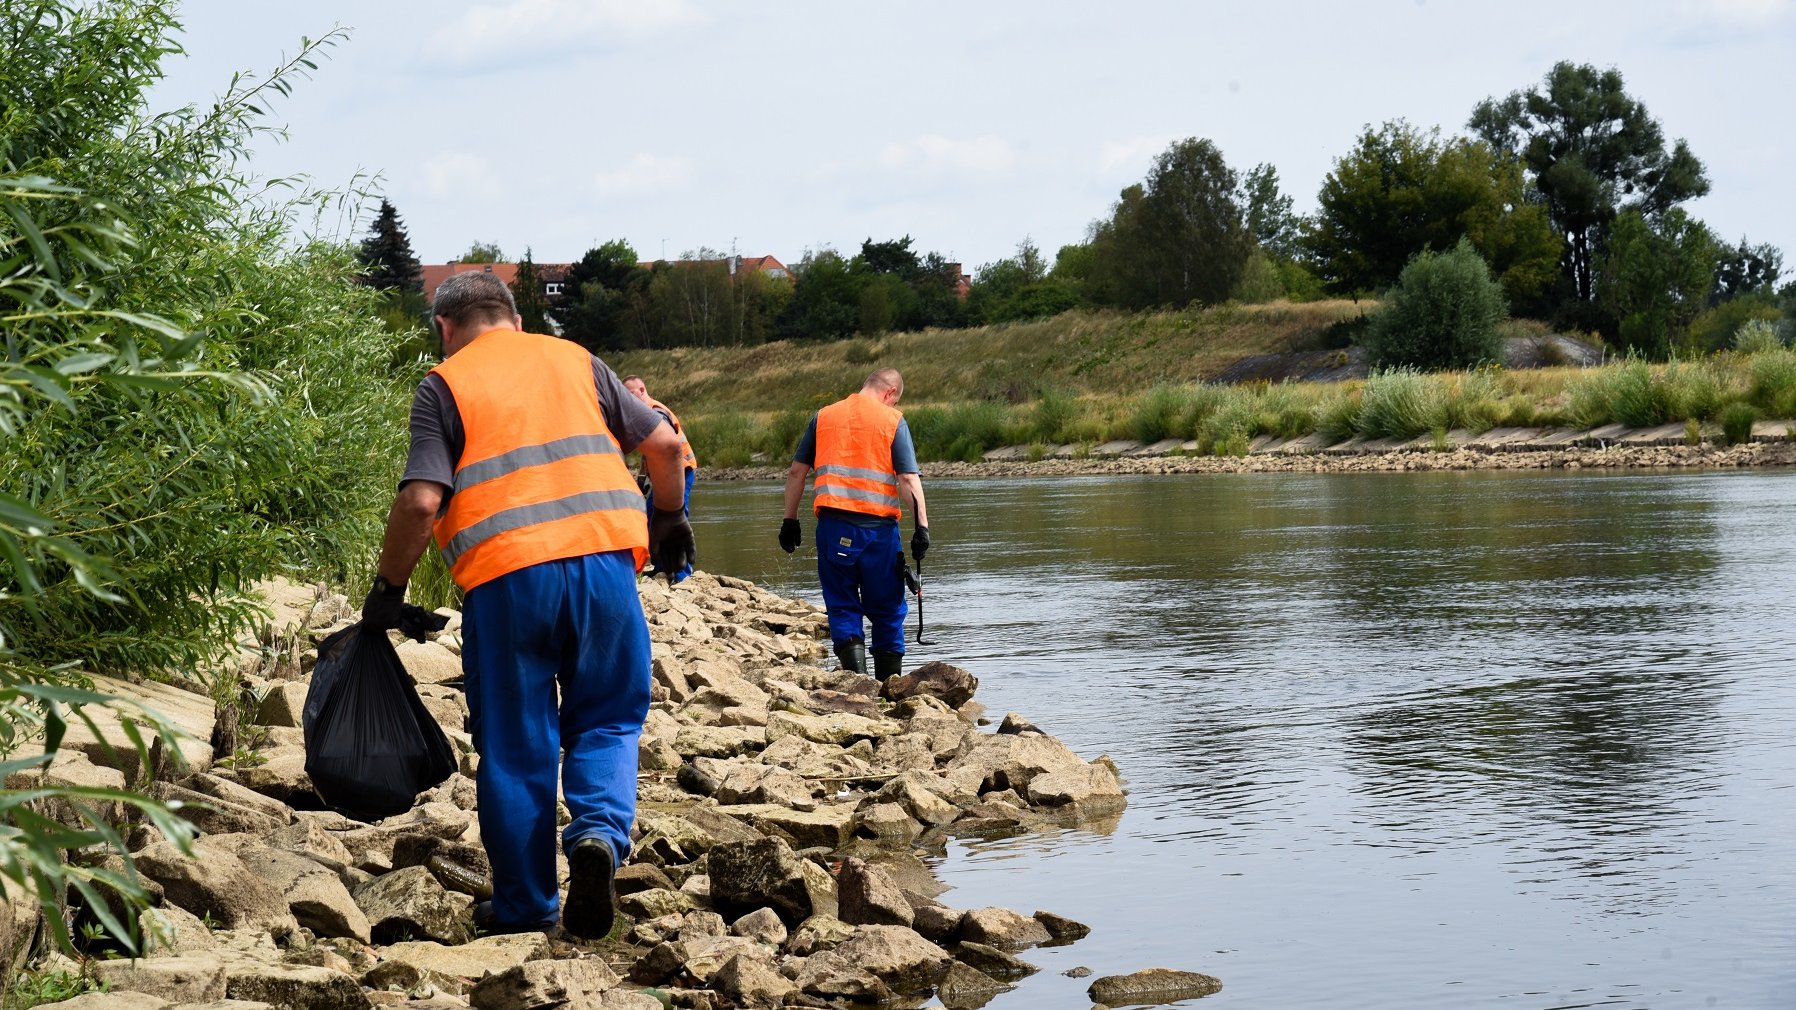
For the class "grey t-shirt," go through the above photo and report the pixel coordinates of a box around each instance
[400,353,666,498]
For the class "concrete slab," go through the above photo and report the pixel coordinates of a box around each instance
[1751,420,1796,443]
[1127,438,1186,457]
[1584,423,1631,444]
[980,445,1030,462]
[1323,437,1375,455]
[1522,428,1588,449]
[1090,440,1143,458]
[1465,427,1538,449]
[1268,433,1333,454]
[1049,443,1083,460]
[1615,422,1694,447]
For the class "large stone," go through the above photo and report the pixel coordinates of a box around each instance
[134,842,297,941]
[835,858,913,928]
[617,888,697,920]
[671,725,764,759]
[1033,909,1090,941]
[788,953,893,1003]
[830,924,952,993]
[393,640,462,685]
[239,847,370,943]
[56,675,216,777]
[141,905,217,957]
[943,732,1090,796]
[253,682,309,729]
[89,956,227,1003]
[706,837,822,925]
[879,661,978,709]
[223,963,372,1010]
[352,865,471,944]
[1025,760,1126,817]
[936,960,1011,1007]
[468,958,619,1010]
[152,782,287,840]
[1087,967,1224,1004]
[953,941,1038,979]
[710,763,816,811]
[722,803,855,850]
[957,906,1051,949]
[712,953,796,1005]
[785,914,856,957]
[756,734,872,780]
[764,711,899,747]
[3,883,41,972]
[853,801,921,843]
[227,749,310,805]
[729,907,787,948]
[374,934,551,990]
[261,821,357,873]
[34,994,169,1010]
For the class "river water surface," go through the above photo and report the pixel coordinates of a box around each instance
[690,469,1796,1009]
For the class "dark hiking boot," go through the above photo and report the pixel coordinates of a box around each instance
[873,650,902,682]
[561,836,618,940]
[834,639,866,674]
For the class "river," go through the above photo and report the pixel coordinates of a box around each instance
[690,469,1796,1010]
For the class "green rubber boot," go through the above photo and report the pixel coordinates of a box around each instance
[872,651,902,682]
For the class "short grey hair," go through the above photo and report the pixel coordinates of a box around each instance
[432,271,517,328]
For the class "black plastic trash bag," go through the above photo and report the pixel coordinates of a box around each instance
[303,622,456,821]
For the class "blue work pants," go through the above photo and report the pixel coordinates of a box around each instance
[461,550,650,927]
[815,513,907,655]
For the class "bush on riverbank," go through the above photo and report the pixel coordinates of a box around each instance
[688,349,1796,464]
[2,0,415,955]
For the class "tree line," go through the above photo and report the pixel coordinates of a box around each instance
[360,60,1794,366]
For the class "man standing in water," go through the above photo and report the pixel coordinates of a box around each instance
[361,271,694,938]
[622,374,696,583]
[778,368,929,680]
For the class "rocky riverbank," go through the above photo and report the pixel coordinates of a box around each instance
[707,438,1796,482]
[6,574,1161,1010]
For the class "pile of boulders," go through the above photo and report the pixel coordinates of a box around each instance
[16,571,1130,1010]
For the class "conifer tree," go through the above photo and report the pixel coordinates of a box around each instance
[511,248,550,333]
[358,199,423,293]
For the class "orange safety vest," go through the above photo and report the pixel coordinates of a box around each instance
[812,393,903,520]
[645,396,697,472]
[429,329,648,591]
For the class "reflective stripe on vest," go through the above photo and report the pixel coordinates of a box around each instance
[646,396,697,471]
[812,393,903,520]
[429,329,647,590]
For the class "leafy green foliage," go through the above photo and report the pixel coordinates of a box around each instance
[1086,139,1253,309]
[1598,209,1717,358]
[1364,240,1509,370]
[510,248,550,333]
[1720,402,1758,445]
[2,0,410,956]
[1471,61,1710,304]
[457,241,504,264]
[1306,121,1559,307]
[2,969,103,1010]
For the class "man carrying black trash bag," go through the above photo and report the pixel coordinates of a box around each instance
[364,271,696,940]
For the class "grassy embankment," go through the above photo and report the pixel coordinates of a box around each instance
[609,300,1796,466]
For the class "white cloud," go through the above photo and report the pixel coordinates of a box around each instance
[1678,0,1791,24]
[424,0,705,65]
[1097,136,1172,179]
[421,153,501,199]
[592,154,693,196]
[878,135,1018,176]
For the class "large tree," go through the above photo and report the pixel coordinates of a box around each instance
[1306,121,1560,305]
[1089,138,1253,309]
[509,248,550,333]
[1241,163,1302,262]
[554,240,647,351]
[457,240,505,264]
[1598,209,1717,357]
[1470,61,1709,304]
[356,199,422,293]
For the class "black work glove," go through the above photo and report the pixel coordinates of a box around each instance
[396,605,450,643]
[778,518,802,554]
[362,576,407,631]
[911,524,930,563]
[649,506,696,581]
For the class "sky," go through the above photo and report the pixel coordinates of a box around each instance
[151,0,1796,277]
